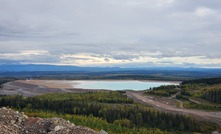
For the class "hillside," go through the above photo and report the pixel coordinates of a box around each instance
[0,107,99,134]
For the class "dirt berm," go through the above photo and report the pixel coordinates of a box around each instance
[0,107,106,134]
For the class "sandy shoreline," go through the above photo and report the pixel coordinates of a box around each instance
[17,80,77,89]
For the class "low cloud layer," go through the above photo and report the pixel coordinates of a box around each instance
[0,0,221,67]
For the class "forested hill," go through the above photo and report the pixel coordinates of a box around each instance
[181,77,221,104]
[1,65,221,81]
[182,77,221,85]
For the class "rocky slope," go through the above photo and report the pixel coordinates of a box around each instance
[0,107,101,134]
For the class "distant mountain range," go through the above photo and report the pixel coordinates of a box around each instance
[0,64,220,72]
[0,64,221,80]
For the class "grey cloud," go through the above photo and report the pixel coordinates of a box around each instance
[0,26,79,40]
[104,57,110,62]
[0,0,221,67]
[110,55,139,60]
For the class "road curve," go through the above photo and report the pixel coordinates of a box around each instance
[126,91,221,126]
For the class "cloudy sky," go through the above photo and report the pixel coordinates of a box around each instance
[0,0,221,67]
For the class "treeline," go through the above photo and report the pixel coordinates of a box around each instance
[203,90,221,104]
[38,91,133,103]
[0,92,216,133]
[144,85,179,97]
[0,77,16,88]
[182,78,221,85]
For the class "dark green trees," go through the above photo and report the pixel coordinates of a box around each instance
[203,89,221,104]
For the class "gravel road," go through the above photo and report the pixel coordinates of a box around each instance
[126,91,221,126]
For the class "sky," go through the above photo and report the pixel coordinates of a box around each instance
[0,0,221,68]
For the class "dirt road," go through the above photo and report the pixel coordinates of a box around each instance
[126,91,221,126]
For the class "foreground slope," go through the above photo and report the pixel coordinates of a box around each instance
[0,107,99,134]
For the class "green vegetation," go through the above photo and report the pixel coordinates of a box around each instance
[25,110,168,134]
[38,91,133,103]
[182,78,221,85]
[144,85,179,97]
[0,91,217,133]
[202,89,221,104]
[178,78,221,110]
[183,101,221,111]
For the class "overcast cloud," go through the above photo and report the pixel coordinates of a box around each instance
[0,0,221,67]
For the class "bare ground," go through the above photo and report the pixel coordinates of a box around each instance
[0,80,99,96]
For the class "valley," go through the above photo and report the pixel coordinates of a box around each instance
[0,77,221,133]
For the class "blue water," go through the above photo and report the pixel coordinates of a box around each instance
[73,80,179,91]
